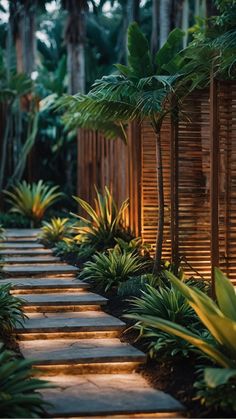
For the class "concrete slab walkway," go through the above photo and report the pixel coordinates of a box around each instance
[1,229,185,418]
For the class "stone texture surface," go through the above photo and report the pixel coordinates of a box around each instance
[16,311,125,333]
[19,338,145,364]
[0,277,89,290]
[41,374,184,416]
[5,229,40,237]
[2,243,44,249]
[4,256,60,264]
[20,291,107,306]
[3,264,78,275]
[0,249,52,255]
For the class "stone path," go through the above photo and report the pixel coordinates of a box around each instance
[1,229,185,418]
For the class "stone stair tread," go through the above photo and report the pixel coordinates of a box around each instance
[20,291,107,306]
[41,373,184,417]
[0,277,89,289]
[5,229,40,237]
[0,249,53,255]
[16,311,125,332]
[3,264,78,274]
[3,256,61,264]
[1,243,44,249]
[19,338,145,364]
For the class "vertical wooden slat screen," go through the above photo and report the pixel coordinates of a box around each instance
[77,82,236,283]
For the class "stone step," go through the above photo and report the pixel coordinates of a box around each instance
[5,237,38,243]
[0,277,89,292]
[41,373,184,417]
[5,229,40,237]
[19,291,107,310]
[19,338,145,373]
[0,249,53,256]
[16,311,125,339]
[1,243,44,249]
[3,264,78,276]
[3,256,61,264]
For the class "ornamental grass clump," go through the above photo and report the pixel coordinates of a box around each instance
[73,186,129,250]
[79,246,148,292]
[4,180,63,227]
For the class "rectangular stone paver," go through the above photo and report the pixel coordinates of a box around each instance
[20,291,107,307]
[19,338,145,364]
[5,229,40,237]
[3,264,78,275]
[0,277,89,290]
[41,374,184,417]
[0,249,53,255]
[16,311,125,333]
[3,256,60,264]
[1,243,44,249]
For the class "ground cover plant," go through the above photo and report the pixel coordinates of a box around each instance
[4,180,63,227]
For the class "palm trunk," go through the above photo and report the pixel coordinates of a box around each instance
[159,0,172,47]
[151,0,159,55]
[182,0,189,48]
[152,123,165,274]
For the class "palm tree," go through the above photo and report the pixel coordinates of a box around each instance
[159,0,172,46]
[58,23,184,273]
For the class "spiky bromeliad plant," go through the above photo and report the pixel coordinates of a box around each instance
[0,283,26,335]
[57,23,184,273]
[4,180,63,227]
[39,217,73,245]
[73,186,129,249]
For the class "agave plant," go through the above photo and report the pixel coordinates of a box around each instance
[0,349,51,418]
[39,217,73,245]
[79,246,147,292]
[4,180,63,226]
[127,268,236,390]
[73,186,129,249]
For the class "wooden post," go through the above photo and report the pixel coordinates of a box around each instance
[170,111,179,268]
[128,122,141,237]
[210,77,219,298]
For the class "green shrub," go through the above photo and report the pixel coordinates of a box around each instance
[0,284,25,335]
[39,217,73,245]
[4,180,63,226]
[118,273,159,297]
[79,246,148,292]
[54,240,96,265]
[0,225,5,241]
[126,284,202,358]
[73,186,130,249]
[0,348,51,418]
[0,212,30,228]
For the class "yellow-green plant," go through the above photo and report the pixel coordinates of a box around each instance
[39,217,73,244]
[127,268,236,386]
[4,180,63,226]
[73,186,129,248]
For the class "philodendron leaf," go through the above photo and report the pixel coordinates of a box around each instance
[127,22,153,78]
[204,367,236,388]
[215,267,236,321]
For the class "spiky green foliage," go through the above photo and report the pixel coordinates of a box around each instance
[39,217,73,245]
[0,284,25,334]
[4,180,63,225]
[126,283,202,358]
[0,348,51,418]
[79,246,148,292]
[0,225,5,241]
[73,186,129,249]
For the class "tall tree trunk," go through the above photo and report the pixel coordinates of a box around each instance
[151,0,159,56]
[182,0,189,48]
[152,121,165,274]
[128,0,140,23]
[159,0,172,47]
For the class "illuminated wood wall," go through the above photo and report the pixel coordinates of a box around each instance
[77,80,236,283]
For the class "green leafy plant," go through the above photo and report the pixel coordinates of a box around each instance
[0,284,26,335]
[127,268,236,411]
[39,217,73,245]
[118,273,159,298]
[54,240,96,265]
[126,283,201,358]
[73,186,129,249]
[0,225,5,241]
[79,246,147,292]
[0,348,51,418]
[4,180,63,226]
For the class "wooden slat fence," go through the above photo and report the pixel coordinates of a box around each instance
[77,80,236,283]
